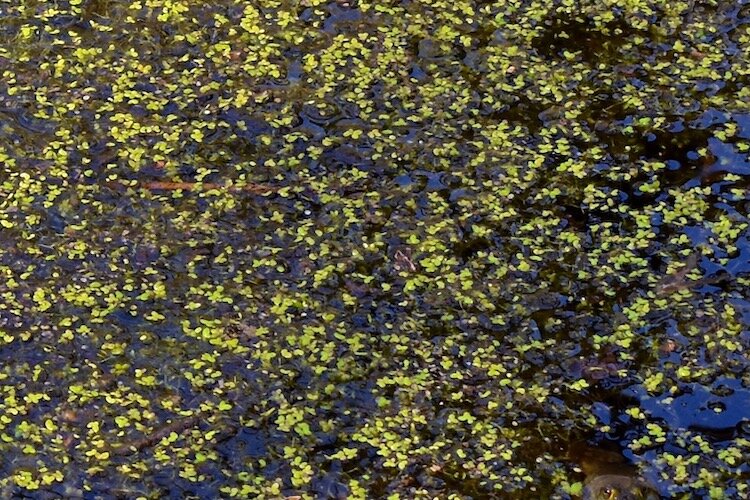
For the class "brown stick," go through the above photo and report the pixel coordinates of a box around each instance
[111,415,201,456]
[655,254,699,296]
[141,181,274,193]
[102,179,275,193]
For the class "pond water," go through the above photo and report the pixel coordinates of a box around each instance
[0,0,749,498]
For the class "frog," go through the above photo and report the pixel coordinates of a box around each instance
[569,443,659,500]
[582,474,659,500]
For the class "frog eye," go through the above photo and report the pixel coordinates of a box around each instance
[603,488,617,500]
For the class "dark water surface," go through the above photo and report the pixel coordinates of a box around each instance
[1,0,749,498]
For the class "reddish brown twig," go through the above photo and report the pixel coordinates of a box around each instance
[111,415,200,456]
[103,179,275,194]
[394,249,417,272]
[654,253,699,296]
[141,181,274,193]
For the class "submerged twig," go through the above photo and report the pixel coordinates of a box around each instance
[104,179,276,194]
[654,252,700,296]
[141,181,274,193]
[111,415,201,456]
[655,252,729,296]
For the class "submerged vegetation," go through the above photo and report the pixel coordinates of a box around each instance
[1,0,750,497]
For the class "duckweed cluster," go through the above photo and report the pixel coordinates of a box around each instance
[1,0,749,498]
